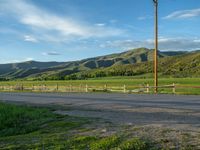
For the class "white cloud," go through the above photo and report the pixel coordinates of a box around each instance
[0,0,124,42]
[24,35,38,43]
[164,8,200,19]
[95,23,106,27]
[42,51,61,56]
[101,37,200,51]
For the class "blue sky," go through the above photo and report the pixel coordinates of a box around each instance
[1,0,200,63]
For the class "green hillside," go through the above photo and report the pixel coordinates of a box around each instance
[67,51,200,80]
[0,48,196,80]
[0,61,65,79]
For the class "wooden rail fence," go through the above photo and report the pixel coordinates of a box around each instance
[0,83,199,94]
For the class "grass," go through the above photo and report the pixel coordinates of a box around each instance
[119,138,148,150]
[0,102,91,149]
[89,136,150,150]
[0,102,56,137]
[0,77,199,94]
[0,102,198,149]
[0,77,199,86]
[0,102,90,138]
[90,135,120,150]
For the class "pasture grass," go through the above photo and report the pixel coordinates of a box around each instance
[0,77,199,94]
[0,77,199,86]
[0,102,55,137]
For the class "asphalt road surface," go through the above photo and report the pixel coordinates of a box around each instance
[0,92,199,130]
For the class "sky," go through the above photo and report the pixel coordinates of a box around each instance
[1,0,200,64]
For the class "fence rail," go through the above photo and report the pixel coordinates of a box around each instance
[0,83,199,94]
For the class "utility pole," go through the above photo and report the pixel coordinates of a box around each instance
[153,0,158,93]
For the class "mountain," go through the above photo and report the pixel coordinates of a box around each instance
[0,61,65,79]
[0,48,195,80]
[71,50,200,79]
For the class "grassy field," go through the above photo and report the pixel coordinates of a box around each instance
[0,77,200,94]
[0,77,199,86]
[0,102,198,150]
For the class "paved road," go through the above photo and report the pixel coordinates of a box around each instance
[0,92,200,129]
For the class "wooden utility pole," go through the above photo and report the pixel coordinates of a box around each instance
[153,0,158,93]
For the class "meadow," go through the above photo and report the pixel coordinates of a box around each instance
[0,77,200,94]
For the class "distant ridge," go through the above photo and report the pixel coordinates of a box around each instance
[0,48,198,80]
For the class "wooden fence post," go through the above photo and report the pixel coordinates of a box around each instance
[56,84,58,91]
[146,84,150,93]
[32,84,34,91]
[104,84,107,91]
[123,84,126,93]
[85,84,88,92]
[172,83,176,94]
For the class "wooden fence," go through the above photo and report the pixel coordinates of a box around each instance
[0,83,199,94]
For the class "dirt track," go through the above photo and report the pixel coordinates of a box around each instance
[0,92,199,131]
